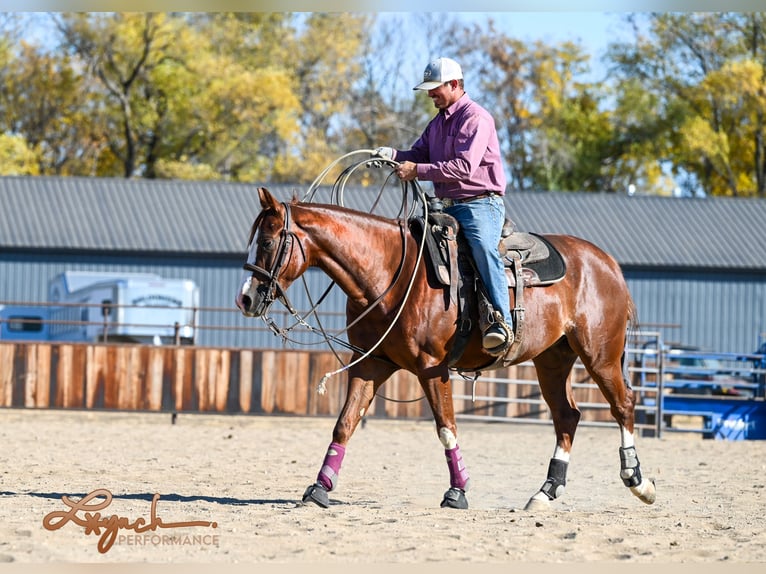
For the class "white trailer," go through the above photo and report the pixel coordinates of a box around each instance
[45,271,200,344]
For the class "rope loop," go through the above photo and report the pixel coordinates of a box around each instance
[256,150,431,402]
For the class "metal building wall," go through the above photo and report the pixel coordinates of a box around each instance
[2,254,764,354]
[625,269,766,354]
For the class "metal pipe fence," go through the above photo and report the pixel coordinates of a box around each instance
[2,302,764,438]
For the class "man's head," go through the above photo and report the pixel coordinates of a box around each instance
[414,57,465,110]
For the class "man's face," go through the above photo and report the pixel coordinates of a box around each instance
[427,81,460,110]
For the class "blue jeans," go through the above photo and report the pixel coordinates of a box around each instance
[445,194,512,326]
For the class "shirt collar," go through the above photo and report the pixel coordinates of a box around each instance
[442,92,471,120]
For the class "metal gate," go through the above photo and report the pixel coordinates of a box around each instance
[453,330,766,440]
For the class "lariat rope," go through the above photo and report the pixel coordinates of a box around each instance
[256,150,431,402]
[315,191,429,395]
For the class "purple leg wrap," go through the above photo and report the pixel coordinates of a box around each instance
[316,442,346,491]
[445,445,470,490]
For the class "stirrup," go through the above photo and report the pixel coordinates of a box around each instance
[482,321,513,356]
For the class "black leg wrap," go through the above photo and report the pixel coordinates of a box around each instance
[619,446,643,487]
[539,458,568,500]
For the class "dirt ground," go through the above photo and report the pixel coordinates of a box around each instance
[0,408,764,565]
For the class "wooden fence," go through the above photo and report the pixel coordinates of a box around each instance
[0,341,613,422]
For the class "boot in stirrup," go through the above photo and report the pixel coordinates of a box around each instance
[482,319,513,356]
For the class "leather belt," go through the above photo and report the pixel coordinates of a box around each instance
[441,191,497,207]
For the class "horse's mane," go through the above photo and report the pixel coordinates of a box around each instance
[249,196,404,248]
[291,200,407,228]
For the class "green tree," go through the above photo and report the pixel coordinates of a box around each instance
[270,13,368,183]
[606,77,678,195]
[174,13,301,181]
[53,13,185,178]
[609,12,766,197]
[51,13,303,181]
[452,20,613,192]
[0,40,102,176]
[0,133,40,175]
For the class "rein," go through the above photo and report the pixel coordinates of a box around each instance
[246,150,432,403]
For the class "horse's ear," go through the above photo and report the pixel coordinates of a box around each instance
[258,187,279,211]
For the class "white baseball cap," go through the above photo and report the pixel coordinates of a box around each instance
[413,57,463,91]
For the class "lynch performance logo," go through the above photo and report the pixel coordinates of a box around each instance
[42,489,218,554]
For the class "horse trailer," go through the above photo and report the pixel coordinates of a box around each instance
[0,271,199,345]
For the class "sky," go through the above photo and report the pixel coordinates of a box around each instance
[7,0,763,13]
[439,11,623,81]
[456,11,618,54]
[6,0,765,9]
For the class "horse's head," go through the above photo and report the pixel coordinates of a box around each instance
[236,187,306,317]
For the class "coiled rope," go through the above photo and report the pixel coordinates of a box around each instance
[261,150,432,402]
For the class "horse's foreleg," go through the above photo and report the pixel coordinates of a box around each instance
[302,361,395,508]
[526,347,580,511]
[439,425,471,509]
[421,371,469,509]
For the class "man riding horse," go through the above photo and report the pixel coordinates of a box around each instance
[374,56,513,356]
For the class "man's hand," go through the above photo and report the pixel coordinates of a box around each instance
[396,161,418,181]
[372,146,395,161]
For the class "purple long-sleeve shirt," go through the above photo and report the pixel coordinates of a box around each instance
[394,93,506,200]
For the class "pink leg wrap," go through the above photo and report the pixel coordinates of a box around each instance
[445,445,470,490]
[316,442,346,491]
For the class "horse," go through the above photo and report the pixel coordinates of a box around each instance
[236,186,656,511]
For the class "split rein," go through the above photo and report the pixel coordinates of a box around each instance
[246,151,431,401]
[244,200,411,361]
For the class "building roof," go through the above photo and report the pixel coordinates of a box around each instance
[507,191,766,271]
[1,175,765,270]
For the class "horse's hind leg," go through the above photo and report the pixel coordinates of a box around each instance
[570,338,657,506]
[525,340,581,511]
[302,359,396,508]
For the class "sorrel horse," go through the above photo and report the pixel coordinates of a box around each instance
[236,186,656,511]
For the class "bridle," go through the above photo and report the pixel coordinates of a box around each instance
[240,192,426,385]
[240,154,433,401]
[242,201,298,317]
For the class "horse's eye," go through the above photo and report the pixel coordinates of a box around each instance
[260,238,276,252]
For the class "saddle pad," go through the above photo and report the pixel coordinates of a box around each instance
[505,233,566,284]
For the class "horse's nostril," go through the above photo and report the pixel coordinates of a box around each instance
[241,295,253,310]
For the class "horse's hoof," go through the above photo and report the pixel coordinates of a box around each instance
[440,487,468,509]
[524,495,552,512]
[631,478,657,505]
[302,482,330,508]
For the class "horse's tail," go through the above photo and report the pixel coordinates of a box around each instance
[622,294,640,388]
[626,293,639,332]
